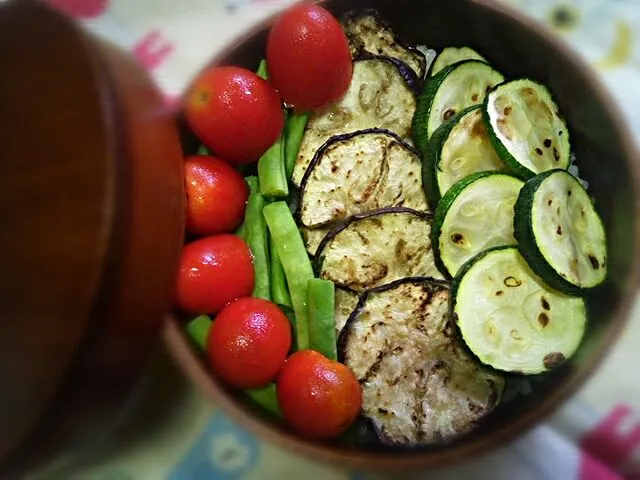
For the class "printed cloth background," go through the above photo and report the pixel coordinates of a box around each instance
[31,0,640,479]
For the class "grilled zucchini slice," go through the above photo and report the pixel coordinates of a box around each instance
[292,57,417,186]
[340,278,504,445]
[299,129,428,255]
[433,172,523,277]
[423,105,506,208]
[453,246,587,374]
[341,9,427,79]
[335,287,360,337]
[514,169,607,294]
[430,46,487,76]
[483,79,571,179]
[412,60,504,151]
[316,208,444,292]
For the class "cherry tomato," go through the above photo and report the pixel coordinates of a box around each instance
[175,235,254,314]
[184,155,248,236]
[267,4,353,112]
[207,297,292,389]
[185,66,284,165]
[277,350,362,439]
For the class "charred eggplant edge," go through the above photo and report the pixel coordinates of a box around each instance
[297,128,421,225]
[337,276,450,364]
[313,207,434,277]
[341,8,427,82]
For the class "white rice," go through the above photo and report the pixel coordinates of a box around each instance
[416,46,437,79]
[568,153,589,191]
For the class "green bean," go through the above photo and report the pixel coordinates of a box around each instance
[254,59,289,198]
[263,202,314,350]
[187,312,280,416]
[245,176,259,194]
[308,279,337,360]
[284,112,310,179]
[246,383,280,416]
[234,177,257,241]
[197,144,211,155]
[270,238,292,308]
[257,129,289,198]
[185,314,212,351]
[256,59,269,80]
[244,176,270,300]
[235,222,246,240]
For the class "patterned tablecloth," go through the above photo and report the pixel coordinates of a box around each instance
[33,1,640,479]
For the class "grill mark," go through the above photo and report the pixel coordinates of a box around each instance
[360,349,388,383]
[356,230,370,245]
[413,370,429,441]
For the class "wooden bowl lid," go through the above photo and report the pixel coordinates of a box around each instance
[0,0,185,470]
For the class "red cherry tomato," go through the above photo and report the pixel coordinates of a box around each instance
[175,235,254,314]
[277,350,362,439]
[267,4,353,112]
[185,66,284,165]
[184,155,249,236]
[207,298,292,389]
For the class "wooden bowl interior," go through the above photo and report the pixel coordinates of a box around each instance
[166,0,640,470]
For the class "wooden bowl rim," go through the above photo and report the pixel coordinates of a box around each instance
[164,0,640,469]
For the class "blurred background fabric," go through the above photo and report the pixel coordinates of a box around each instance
[32,0,640,479]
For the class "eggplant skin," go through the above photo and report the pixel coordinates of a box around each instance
[299,130,428,255]
[339,277,504,446]
[298,128,427,229]
[316,207,445,292]
[341,9,427,79]
[334,287,360,337]
[292,57,417,187]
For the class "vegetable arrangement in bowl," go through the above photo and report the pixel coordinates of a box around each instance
[176,4,608,447]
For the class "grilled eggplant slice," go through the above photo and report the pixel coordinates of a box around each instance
[292,58,417,186]
[341,9,427,79]
[301,227,332,258]
[335,287,360,337]
[340,278,504,445]
[316,208,444,291]
[299,129,428,254]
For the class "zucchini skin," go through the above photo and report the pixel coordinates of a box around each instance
[451,245,587,374]
[413,59,495,154]
[431,171,504,279]
[296,128,420,221]
[513,169,589,296]
[412,61,462,156]
[481,80,527,180]
[422,105,484,210]
[451,245,514,302]
[482,78,571,181]
[450,246,529,374]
